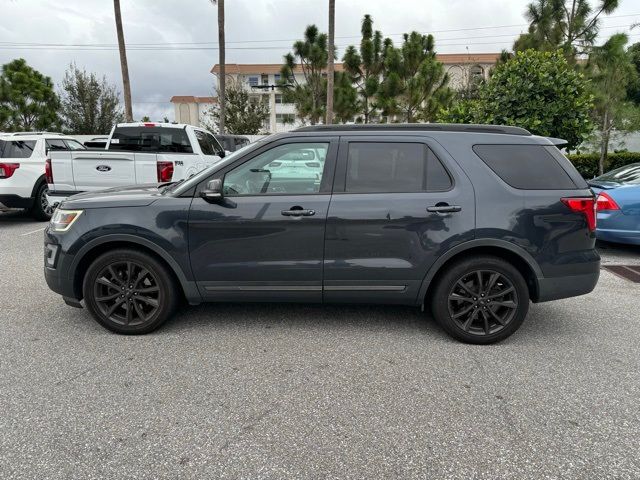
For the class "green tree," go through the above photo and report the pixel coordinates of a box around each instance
[203,82,269,134]
[342,15,385,123]
[626,42,640,105]
[514,0,619,58]
[280,25,329,124]
[444,50,593,150]
[587,34,640,174]
[0,58,60,132]
[377,32,452,122]
[333,71,358,123]
[59,64,124,134]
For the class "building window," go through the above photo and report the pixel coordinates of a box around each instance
[274,73,281,83]
[275,94,283,104]
[248,76,258,87]
[276,113,296,124]
[261,74,269,85]
[470,65,484,80]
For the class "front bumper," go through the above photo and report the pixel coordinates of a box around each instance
[44,239,80,301]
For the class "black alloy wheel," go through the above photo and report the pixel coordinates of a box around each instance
[83,249,178,334]
[431,255,529,344]
[448,270,518,336]
[93,260,162,327]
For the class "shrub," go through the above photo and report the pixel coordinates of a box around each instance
[566,152,640,178]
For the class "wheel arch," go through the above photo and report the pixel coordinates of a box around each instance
[418,239,543,305]
[70,234,201,304]
[30,174,47,198]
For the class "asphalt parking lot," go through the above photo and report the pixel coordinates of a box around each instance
[1,210,639,480]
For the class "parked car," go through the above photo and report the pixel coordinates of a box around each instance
[44,124,600,344]
[589,162,640,245]
[215,134,250,152]
[46,123,226,207]
[0,132,86,220]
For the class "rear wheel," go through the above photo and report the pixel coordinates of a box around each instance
[431,256,529,344]
[30,182,55,221]
[83,249,178,334]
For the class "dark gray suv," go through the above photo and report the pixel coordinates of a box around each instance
[44,124,600,344]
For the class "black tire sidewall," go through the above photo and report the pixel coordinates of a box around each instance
[83,249,177,334]
[431,256,530,344]
[30,182,52,221]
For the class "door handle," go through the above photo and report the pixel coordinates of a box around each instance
[427,204,462,213]
[281,209,316,217]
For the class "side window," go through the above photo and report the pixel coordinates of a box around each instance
[194,130,214,155]
[46,139,68,152]
[205,132,225,157]
[1,140,36,159]
[64,139,86,151]
[345,142,452,193]
[473,144,577,189]
[223,142,329,196]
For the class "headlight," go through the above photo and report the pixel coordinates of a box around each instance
[50,209,83,232]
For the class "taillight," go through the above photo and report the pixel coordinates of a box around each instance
[156,161,174,182]
[561,197,596,232]
[596,192,621,211]
[45,158,53,184]
[0,162,20,179]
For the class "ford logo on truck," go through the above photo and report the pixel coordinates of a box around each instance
[96,165,111,172]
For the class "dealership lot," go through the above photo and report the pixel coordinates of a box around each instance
[1,210,639,479]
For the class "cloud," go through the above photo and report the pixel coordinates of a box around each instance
[1,0,638,126]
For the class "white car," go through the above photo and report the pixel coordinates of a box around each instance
[46,123,226,206]
[0,132,86,220]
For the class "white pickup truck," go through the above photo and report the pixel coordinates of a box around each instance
[47,122,226,206]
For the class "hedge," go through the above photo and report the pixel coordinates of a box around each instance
[565,152,640,179]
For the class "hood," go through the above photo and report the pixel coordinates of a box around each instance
[60,183,164,210]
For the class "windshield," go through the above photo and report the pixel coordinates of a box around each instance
[169,138,270,195]
[593,163,640,185]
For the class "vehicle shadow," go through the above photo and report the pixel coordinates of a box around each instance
[163,302,444,337]
[0,209,40,224]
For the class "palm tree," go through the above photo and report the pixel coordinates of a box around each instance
[325,0,335,124]
[113,0,133,122]
[211,0,225,134]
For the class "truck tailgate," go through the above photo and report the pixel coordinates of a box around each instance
[71,151,145,192]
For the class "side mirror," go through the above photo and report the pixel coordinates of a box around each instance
[201,178,223,201]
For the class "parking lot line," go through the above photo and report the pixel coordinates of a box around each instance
[20,227,46,236]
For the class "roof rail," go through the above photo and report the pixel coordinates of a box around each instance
[9,131,65,136]
[293,123,532,136]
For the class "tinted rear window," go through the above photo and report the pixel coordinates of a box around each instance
[109,127,193,153]
[345,142,452,193]
[473,144,577,189]
[0,140,36,159]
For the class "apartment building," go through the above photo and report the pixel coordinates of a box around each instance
[171,53,500,132]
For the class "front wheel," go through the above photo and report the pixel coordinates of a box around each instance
[83,249,179,334]
[430,256,530,344]
[30,182,55,221]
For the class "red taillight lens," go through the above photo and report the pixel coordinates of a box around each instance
[156,161,174,182]
[45,158,53,184]
[561,197,596,232]
[0,162,20,179]
[596,192,620,211]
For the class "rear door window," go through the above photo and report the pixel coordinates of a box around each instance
[110,127,193,153]
[345,142,452,193]
[46,139,68,152]
[473,144,577,189]
[0,140,36,158]
[194,130,215,155]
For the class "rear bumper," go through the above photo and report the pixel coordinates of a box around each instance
[46,191,77,208]
[536,270,600,302]
[0,194,34,209]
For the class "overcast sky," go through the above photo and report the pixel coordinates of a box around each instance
[2,0,639,122]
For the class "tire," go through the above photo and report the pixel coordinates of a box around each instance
[83,249,179,334]
[430,255,530,344]
[30,182,55,221]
